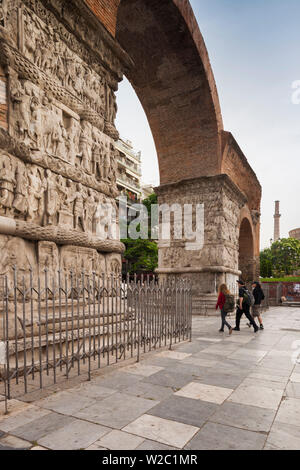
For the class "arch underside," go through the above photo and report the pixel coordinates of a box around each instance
[116,0,223,185]
[239,217,255,282]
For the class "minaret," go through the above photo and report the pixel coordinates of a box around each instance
[273,201,281,242]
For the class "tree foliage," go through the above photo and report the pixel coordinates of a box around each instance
[260,238,300,278]
[122,193,158,274]
[122,238,158,274]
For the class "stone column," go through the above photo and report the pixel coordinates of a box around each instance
[274,200,281,242]
[155,175,247,315]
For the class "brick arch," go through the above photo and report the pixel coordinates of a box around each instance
[85,0,224,184]
[239,216,255,282]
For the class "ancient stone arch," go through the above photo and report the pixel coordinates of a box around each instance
[0,0,261,313]
[239,217,255,282]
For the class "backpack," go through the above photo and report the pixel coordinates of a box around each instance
[223,294,235,313]
[243,288,255,307]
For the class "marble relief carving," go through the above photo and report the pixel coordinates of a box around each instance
[0,0,126,276]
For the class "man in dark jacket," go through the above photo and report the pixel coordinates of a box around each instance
[233,280,259,333]
[250,281,265,330]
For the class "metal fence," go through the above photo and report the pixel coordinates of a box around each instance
[0,268,192,407]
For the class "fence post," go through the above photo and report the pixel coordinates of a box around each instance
[1,277,8,413]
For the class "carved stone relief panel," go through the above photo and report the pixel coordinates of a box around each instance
[38,240,59,273]
[0,0,123,276]
[0,234,37,288]
[22,5,116,124]
[106,253,122,276]
[60,245,99,277]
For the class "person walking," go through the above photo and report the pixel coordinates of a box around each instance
[247,282,265,330]
[233,280,259,333]
[216,284,233,335]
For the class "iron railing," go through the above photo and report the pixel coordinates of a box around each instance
[0,268,192,407]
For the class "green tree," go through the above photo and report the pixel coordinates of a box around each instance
[260,238,300,278]
[271,238,300,276]
[121,193,158,274]
[122,238,158,274]
[260,248,273,278]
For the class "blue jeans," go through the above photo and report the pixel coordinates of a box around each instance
[221,309,232,331]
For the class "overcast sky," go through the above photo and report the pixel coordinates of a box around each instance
[116,0,300,250]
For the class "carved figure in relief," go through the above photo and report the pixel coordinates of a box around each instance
[106,87,118,124]
[34,35,45,69]
[102,143,110,181]
[30,96,42,148]
[78,121,92,173]
[43,169,58,226]
[91,130,101,179]
[85,189,96,233]
[40,96,61,154]
[27,166,44,222]
[109,147,118,184]
[93,195,105,236]
[66,183,86,232]
[0,156,16,210]
[68,118,80,165]
[52,120,64,156]
[13,164,28,215]
[11,80,33,142]
[73,66,84,100]
[51,32,64,76]
[56,175,68,208]
[64,50,78,90]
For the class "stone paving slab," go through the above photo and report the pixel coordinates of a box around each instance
[73,392,159,429]
[143,369,193,390]
[38,419,110,450]
[0,434,32,450]
[35,390,97,416]
[92,371,144,391]
[148,395,217,428]
[193,370,245,389]
[239,377,287,392]
[175,382,233,405]
[248,372,289,384]
[68,383,117,400]
[10,412,75,442]
[285,382,300,399]
[275,397,300,427]
[92,430,144,450]
[264,422,300,450]
[0,406,51,433]
[121,364,164,377]
[175,341,214,354]
[123,381,174,401]
[156,351,192,361]
[290,373,300,383]
[136,439,177,450]
[209,401,276,433]
[184,422,266,450]
[123,414,199,449]
[0,400,32,419]
[228,384,283,410]
[181,356,219,368]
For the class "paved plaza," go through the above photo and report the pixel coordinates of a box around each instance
[0,307,300,451]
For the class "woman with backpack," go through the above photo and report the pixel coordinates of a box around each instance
[247,281,265,330]
[216,284,233,335]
